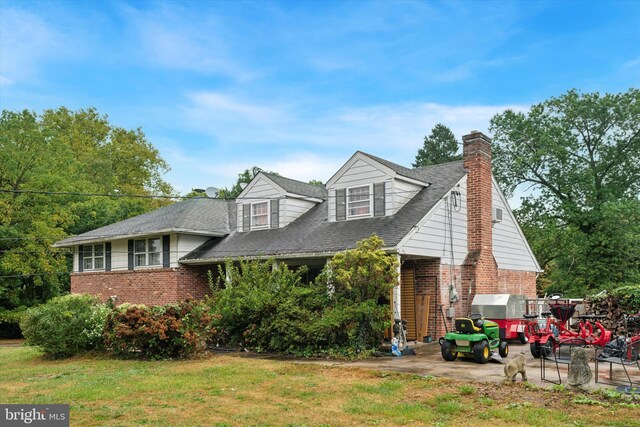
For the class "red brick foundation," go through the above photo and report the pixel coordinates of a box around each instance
[71,265,216,306]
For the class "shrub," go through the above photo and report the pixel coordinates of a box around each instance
[211,259,324,354]
[104,300,217,359]
[20,294,110,358]
[210,235,399,358]
[317,234,399,356]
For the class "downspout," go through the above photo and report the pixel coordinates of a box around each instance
[394,254,402,320]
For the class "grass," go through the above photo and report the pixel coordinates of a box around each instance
[1,346,639,426]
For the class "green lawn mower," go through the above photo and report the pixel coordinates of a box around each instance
[440,314,509,364]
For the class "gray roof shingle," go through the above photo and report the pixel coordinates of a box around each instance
[359,151,430,183]
[261,172,327,199]
[54,198,233,247]
[182,160,465,262]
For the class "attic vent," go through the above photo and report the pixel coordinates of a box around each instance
[492,207,503,224]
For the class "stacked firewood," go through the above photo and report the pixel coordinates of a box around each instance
[583,295,635,337]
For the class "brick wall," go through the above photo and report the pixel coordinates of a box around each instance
[497,269,537,297]
[71,264,217,306]
[462,131,499,299]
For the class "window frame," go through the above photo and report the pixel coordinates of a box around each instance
[133,237,162,268]
[346,184,373,219]
[82,243,105,271]
[250,200,270,230]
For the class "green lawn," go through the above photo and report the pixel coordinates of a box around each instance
[1,346,638,426]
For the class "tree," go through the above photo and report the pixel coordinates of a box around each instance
[216,166,280,200]
[0,108,174,308]
[490,89,640,295]
[412,123,462,167]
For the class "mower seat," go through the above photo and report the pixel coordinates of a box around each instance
[469,313,485,329]
[455,318,482,334]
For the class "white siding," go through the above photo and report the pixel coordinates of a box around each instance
[72,234,207,272]
[393,179,422,214]
[332,158,389,188]
[491,180,540,271]
[176,234,209,265]
[241,176,283,199]
[284,198,316,226]
[328,158,392,222]
[236,176,283,231]
[328,188,336,222]
[399,177,467,264]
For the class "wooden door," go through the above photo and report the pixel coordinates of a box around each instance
[415,295,431,341]
[400,268,417,341]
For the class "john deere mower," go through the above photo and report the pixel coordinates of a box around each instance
[440,314,509,364]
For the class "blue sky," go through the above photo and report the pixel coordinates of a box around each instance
[1,0,639,195]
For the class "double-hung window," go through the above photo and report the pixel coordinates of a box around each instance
[347,185,372,218]
[134,237,161,267]
[83,244,104,270]
[251,201,269,229]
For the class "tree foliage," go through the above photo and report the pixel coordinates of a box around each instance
[490,89,640,295]
[0,108,174,308]
[413,123,462,167]
[216,166,276,199]
[210,235,398,357]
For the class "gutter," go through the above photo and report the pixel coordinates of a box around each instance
[179,246,399,265]
[53,228,229,248]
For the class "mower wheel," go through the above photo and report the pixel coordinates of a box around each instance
[518,332,528,344]
[473,340,490,364]
[499,341,509,358]
[530,342,541,358]
[441,340,457,361]
[540,340,553,358]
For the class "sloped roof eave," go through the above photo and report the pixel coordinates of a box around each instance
[179,246,400,264]
[53,229,229,247]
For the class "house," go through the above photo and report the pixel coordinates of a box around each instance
[54,131,541,338]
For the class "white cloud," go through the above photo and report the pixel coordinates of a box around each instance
[0,76,13,86]
[0,8,73,84]
[186,92,282,123]
[119,4,253,79]
[172,92,528,191]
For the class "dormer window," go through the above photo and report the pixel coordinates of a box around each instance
[347,185,372,218]
[251,201,270,229]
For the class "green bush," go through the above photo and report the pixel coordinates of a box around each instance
[610,284,640,313]
[212,259,325,354]
[20,294,110,358]
[211,235,398,358]
[103,300,217,359]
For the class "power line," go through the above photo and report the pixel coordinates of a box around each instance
[0,189,183,200]
[0,185,435,201]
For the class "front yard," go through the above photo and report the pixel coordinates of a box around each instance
[0,346,638,427]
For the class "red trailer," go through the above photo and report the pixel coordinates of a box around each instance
[471,294,528,344]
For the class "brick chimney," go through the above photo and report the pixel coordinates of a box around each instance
[462,131,498,298]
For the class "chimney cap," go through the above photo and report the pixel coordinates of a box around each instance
[462,131,491,143]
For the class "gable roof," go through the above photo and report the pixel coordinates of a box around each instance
[261,172,327,199]
[53,198,233,247]
[325,151,430,188]
[181,160,465,262]
[358,151,430,183]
